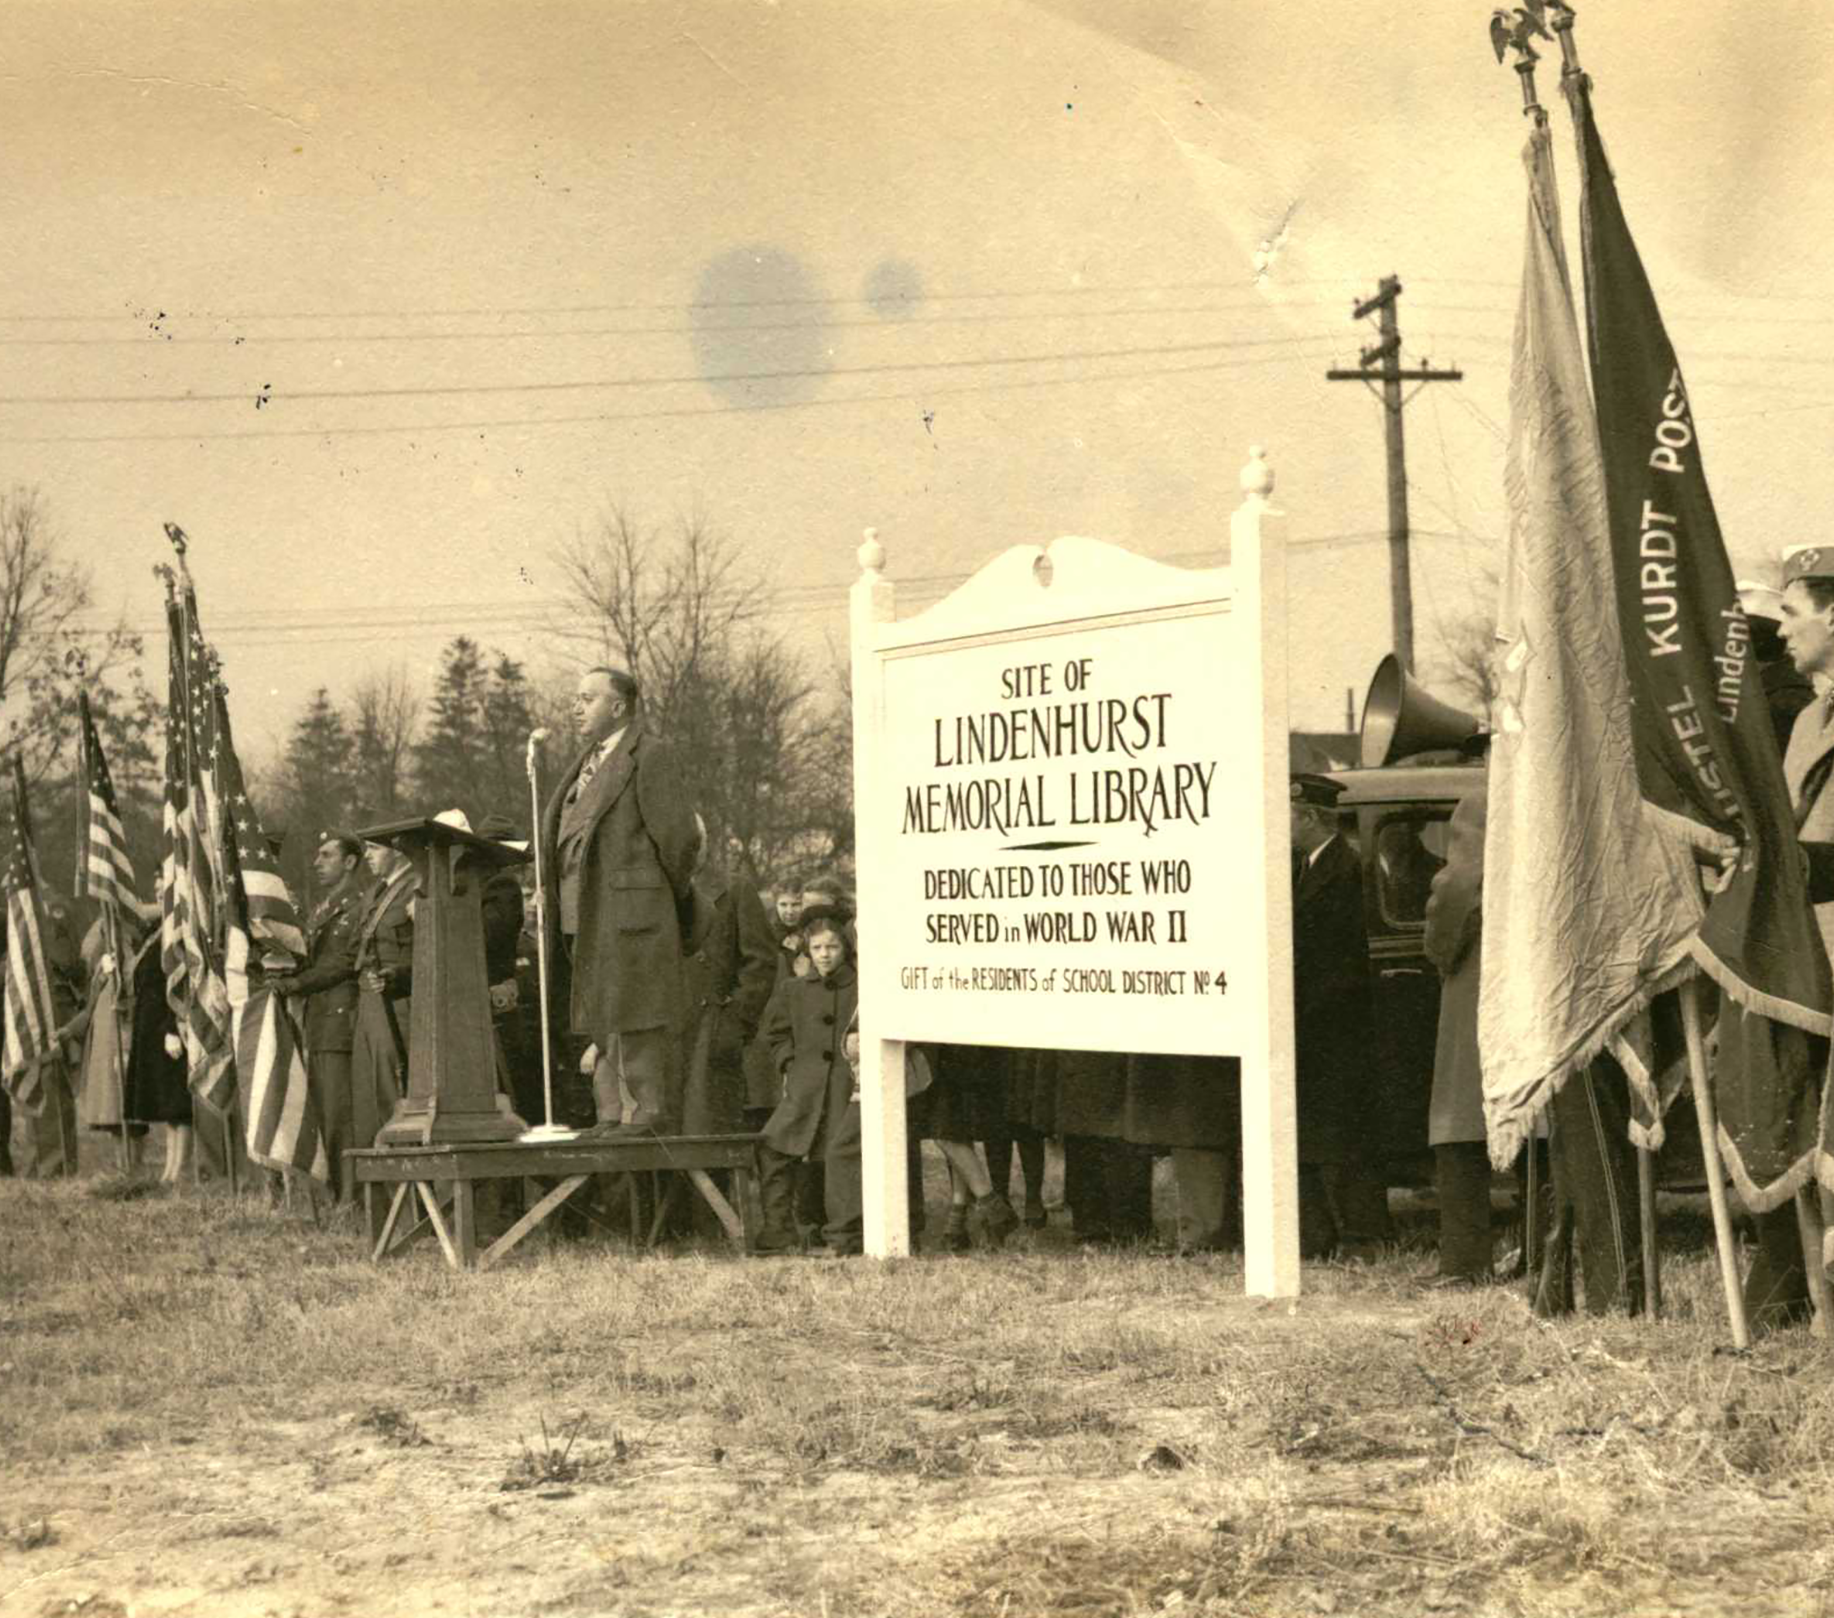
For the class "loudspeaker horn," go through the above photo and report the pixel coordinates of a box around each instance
[1359,654,1483,768]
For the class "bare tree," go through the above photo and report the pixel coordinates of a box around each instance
[0,487,157,894]
[556,506,763,717]
[553,507,841,879]
[1427,566,1502,725]
[0,485,149,783]
[350,664,421,818]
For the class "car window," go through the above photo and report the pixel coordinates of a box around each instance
[1371,811,1451,927]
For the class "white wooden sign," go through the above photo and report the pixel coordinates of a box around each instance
[849,449,1301,1297]
[877,594,1251,1056]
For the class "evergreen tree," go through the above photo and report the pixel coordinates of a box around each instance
[413,637,490,821]
[282,686,356,845]
[473,652,535,830]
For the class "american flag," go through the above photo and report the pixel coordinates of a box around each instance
[214,686,305,963]
[213,684,325,1181]
[158,581,234,1113]
[3,755,60,1111]
[74,691,142,918]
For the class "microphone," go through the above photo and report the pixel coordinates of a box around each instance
[526,727,550,774]
[530,727,551,742]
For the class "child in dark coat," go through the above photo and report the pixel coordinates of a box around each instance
[754,906,863,1256]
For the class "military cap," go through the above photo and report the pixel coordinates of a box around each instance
[1735,578,1784,624]
[1289,773,1345,809]
[1780,546,1834,587]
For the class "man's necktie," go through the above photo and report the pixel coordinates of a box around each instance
[570,743,605,805]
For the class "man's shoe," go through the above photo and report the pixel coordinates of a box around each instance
[943,1206,971,1254]
[751,1225,800,1256]
[576,1119,623,1141]
[602,1112,676,1140]
[975,1191,1020,1247]
[1022,1198,1048,1230]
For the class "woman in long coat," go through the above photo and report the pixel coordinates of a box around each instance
[73,905,143,1163]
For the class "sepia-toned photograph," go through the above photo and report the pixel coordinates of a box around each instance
[3,2,1833,1613]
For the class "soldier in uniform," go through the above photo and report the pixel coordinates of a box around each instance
[1290,773,1393,1260]
[1738,579,1817,754]
[270,834,368,1203]
[1742,544,1834,1328]
[348,836,417,1158]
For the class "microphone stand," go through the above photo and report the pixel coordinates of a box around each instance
[519,729,576,1143]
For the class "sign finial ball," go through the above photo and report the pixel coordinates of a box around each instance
[1239,446,1275,499]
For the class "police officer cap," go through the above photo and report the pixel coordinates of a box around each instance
[1290,773,1345,810]
[1780,546,1834,588]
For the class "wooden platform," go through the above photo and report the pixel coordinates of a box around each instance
[348,1133,762,1271]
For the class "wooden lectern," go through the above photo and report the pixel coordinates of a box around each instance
[358,816,529,1147]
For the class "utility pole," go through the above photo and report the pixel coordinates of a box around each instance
[1326,277,1462,671]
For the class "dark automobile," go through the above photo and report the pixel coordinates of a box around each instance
[1322,757,1480,1186]
[1313,657,1703,1192]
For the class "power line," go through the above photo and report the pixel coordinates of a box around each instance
[81,530,1402,650]
[0,277,1352,327]
[0,345,1310,446]
[0,304,1330,350]
[0,333,1327,408]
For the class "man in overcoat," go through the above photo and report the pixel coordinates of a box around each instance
[680,855,778,1137]
[1290,773,1392,1259]
[271,834,369,1202]
[1422,782,1492,1284]
[540,666,700,1137]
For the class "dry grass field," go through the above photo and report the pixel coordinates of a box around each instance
[3,1155,1833,1618]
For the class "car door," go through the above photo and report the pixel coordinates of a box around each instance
[1358,803,1456,1184]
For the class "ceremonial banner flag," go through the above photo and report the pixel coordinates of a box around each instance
[3,756,60,1111]
[213,685,324,1181]
[1568,74,1832,1204]
[1480,121,1703,1166]
[75,692,142,919]
[158,583,234,1113]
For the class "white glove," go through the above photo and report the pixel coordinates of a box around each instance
[579,1041,599,1076]
[164,1033,183,1059]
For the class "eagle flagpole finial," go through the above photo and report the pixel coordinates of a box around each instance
[1490,6,1552,122]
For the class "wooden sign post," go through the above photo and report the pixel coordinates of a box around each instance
[360,816,530,1148]
[849,449,1300,1295]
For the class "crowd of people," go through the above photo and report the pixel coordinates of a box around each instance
[17,561,1834,1328]
[4,662,1417,1269]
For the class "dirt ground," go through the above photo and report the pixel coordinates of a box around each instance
[4,1167,1834,1618]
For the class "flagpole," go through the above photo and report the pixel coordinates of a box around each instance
[1637,1145,1660,1318]
[1679,979,1750,1348]
[165,525,240,1200]
[1794,1190,1832,1337]
[521,727,573,1143]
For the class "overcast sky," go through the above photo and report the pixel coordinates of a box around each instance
[8,0,1832,761]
